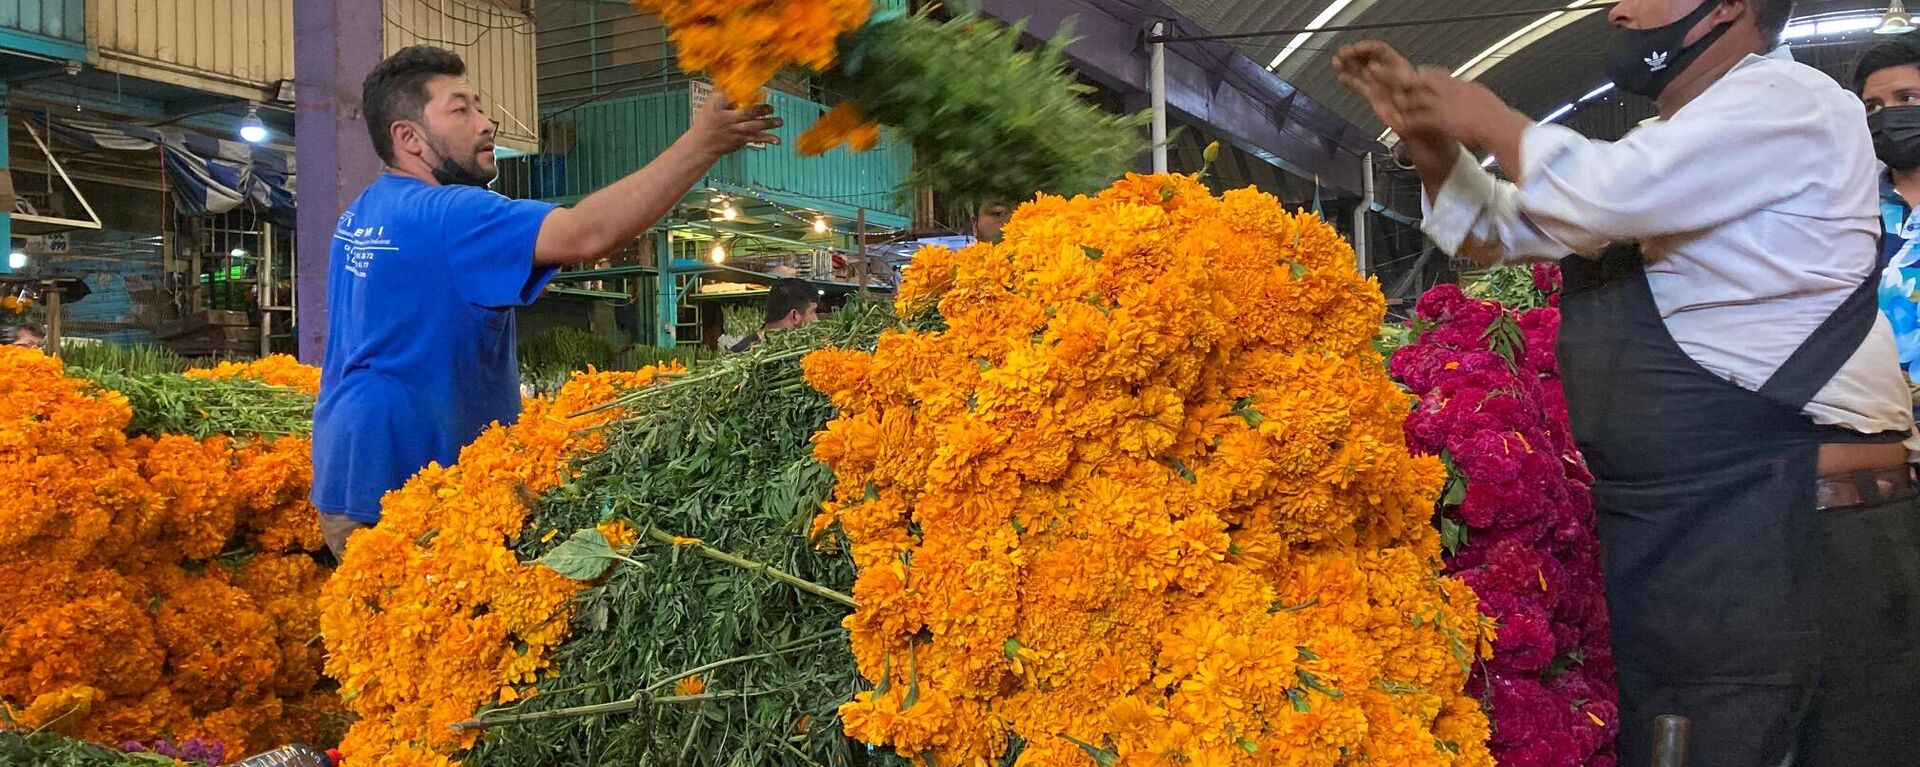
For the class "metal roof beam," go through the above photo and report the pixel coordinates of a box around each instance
[975,0,1381,194]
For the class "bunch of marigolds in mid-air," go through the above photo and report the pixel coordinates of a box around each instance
[632,0,869,105]
[805,173,1499,767]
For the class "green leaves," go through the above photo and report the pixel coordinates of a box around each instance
[825,11,1147,206]
[535,528,625,581]
[470,306,900,767]
[1438,451,1468,507]
[1231,397,1266,428]
[1440,517,1469,557]
[1062,736,1120,767]
[1161,456,1197,484]
[1542,648,1588,682]
[1479,312,1527,372]
[73,369,311,439]
[1464,264,1550,310]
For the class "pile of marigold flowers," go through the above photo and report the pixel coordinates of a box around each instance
[0,346,340,756]
[184,354,321,395]
[803,173,1497,766]
[634,0,869,105]
[320,364,681,766]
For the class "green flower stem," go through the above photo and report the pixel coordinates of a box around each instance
[644,527,857,608]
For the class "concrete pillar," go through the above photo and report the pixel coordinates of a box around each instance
[293,2,384,362]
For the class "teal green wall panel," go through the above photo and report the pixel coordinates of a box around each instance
[710,89,912,222]
[530,89,911,223]
[0,0,85,46]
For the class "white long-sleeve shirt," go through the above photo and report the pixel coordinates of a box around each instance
[1422,47,1915,439]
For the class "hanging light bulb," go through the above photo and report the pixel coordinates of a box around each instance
[721,201,739,221]
[812,215,829,234]
[8,252,27,270]
[1879,0,1917,34]
[238,106,269,144]
[709,243,728,264]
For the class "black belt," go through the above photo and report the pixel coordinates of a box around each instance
[1815,466,1918,511]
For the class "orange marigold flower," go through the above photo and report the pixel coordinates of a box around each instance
[808,174,1495,766]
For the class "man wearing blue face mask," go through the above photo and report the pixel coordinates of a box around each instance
[1854,33,1920,415]
[1339,1,1920,766]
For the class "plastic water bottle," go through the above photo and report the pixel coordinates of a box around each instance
[229,744,339,767]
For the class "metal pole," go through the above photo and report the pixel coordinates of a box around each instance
[855,208,869,303]
[1150,22,1169,174]
[260,223,274,357]
[43,281,61,356]
[1357,152,1374,276]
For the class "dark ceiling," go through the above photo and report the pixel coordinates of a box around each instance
[1164,0,1895,140]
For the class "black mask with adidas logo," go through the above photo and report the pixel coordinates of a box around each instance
[1604,0,1734,99]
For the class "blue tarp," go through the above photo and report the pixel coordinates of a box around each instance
[38,116,297,229]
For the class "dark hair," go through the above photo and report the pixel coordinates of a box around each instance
[1754,0,1794,47]
[362,46,467,165]
[765,278,819,324]
[13,323,43,338]
[1854,31,1920,92]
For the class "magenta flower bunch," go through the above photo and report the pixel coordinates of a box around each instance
[1388,265,1619,767]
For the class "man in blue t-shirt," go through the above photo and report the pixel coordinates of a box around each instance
[312,46,780,557]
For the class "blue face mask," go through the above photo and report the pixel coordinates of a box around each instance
[1604,0,1732,99]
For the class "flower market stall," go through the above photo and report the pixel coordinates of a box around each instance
[319,170,1508,767]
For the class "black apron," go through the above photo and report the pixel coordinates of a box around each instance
[1558,246,1920,767]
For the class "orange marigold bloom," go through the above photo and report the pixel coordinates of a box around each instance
[0,346,338,755]
[322,364,679,764]
[808,175,1496,766]
[183,354,321,394]
[636,0,869,106]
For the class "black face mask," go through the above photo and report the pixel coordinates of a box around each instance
[1604,0,1731,99]
[430,156,490,188]
[411,126,492,188]
[1871,107,1920,171]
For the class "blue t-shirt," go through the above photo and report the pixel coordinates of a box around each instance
[311,174,557,522]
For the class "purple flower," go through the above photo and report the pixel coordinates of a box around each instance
[1394,285,1618,767]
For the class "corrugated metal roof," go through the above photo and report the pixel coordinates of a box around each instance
[1163,0,1890,135]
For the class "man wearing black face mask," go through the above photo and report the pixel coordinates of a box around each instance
[1854,34,1920,400]
[311,46,782,559]
[1340,1,1920,766]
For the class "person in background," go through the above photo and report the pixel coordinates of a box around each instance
[1855,32,1920,411]
[728,278,819,353]
[972,200,1013,244]
[1337,0,1920,764]
[312,45,780,559]
[9,323,44,350]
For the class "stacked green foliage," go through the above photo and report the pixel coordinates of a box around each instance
[465,304,906,767]
[0,730,179,767]
[57,342,189,376]
[625,344,722,372]
[520,328,625,394]
[1463,265,1551,310]
[520,327,722,395]
[71,370,313,439]
[825,10,1148,206]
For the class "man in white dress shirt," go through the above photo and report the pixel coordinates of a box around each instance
[1339,1,1920,766]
